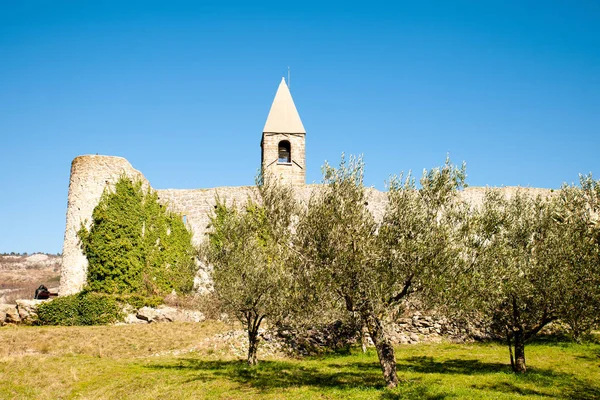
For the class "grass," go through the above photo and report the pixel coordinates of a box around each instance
[1,323,599,399]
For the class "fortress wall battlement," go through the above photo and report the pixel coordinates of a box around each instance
[59,155,551,295]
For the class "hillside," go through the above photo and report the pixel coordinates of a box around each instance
[0,253,61,304]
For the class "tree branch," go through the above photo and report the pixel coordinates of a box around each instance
[524,308,557,341]
[387,274,414,305]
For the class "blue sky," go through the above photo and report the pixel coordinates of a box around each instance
[1,1,599,253]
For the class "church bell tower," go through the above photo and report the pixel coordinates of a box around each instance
[260,78,306,186]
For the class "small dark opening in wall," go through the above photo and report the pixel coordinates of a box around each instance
[278,140,291,163]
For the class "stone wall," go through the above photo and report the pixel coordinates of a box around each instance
[59,155,551,296]
[156,187,255,247]
[459,186,552,208]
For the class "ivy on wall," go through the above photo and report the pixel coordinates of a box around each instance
[78,175,197,296]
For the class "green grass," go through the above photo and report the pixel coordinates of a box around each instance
[1,323,599,399]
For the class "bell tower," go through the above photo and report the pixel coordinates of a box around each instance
[260,78,306,186]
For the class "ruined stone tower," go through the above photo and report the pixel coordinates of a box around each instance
[261,78,306,186]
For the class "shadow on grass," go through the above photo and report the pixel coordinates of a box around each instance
[480,381,600,400]
[150,358,385,389]
[398,356,508,375]
[481,377,600,400]
[147,358,445,399]
[399,356,600,398]
[479,382,554,398]
[146,354,600,399]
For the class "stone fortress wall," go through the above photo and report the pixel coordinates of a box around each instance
[58,154,551,296]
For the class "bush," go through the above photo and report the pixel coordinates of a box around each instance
[37,295,81,326]
[78,293,124,325]
[37,292,123,326]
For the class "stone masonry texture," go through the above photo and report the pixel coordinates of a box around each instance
[261,133,306,186]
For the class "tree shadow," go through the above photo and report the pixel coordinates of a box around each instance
[479,381,600,400]
[575,353,600,362]
[146,355,600,399]
[380,387,446,400]
[397,356,600,399]
[562,383,600,400]
[400,355,579,380]
[149,358,384,389]
[398,356,508,375]
[478,381,555,397]
[147,358,445,399]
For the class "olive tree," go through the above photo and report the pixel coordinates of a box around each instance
[378,158,469,315]
[295,155,468,388]
[552,175,600,340]
[446,173,600,373]
[201,175,297,366]
[465,190,564,373]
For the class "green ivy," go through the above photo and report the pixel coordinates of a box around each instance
[78,176,197,296]
[36,292,123,326]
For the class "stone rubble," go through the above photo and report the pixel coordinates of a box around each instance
[0,301,206,326]
[0,300,48,325]
[132,305,205,324]
[172,313,489,360]
[0,293,492,352]
[15,300,46,324]
[0,304,19,325]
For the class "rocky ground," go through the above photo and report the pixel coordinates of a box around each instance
[0,253,61,304]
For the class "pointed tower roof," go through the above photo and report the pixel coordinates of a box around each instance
[263,77,306,134]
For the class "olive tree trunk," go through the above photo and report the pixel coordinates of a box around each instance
[245,312,264,366]
[512,330,526,373]
[361,310,398,388]
[508,296,528,373]
[247,328,259,366]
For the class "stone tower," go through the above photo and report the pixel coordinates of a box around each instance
[261,77,306,186]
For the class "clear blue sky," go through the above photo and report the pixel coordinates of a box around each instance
[1,1,599,254]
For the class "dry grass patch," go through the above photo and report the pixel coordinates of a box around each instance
[0,321,233,359]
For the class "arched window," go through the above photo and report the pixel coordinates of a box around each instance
[278,140,291,163]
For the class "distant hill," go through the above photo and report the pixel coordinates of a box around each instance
[0,253,61,304]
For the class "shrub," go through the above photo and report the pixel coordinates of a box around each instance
[78,293,123,325]
[36,292,123,326]
[37,295,81,326]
